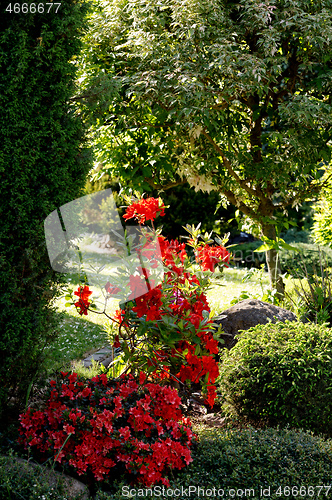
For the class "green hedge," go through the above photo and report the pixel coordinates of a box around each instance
[231,240,332,276]
[0,1,92,419]
[218,321,332,437]
[279,242,332,277]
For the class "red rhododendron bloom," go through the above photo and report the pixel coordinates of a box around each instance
[158,236,187,276]
[74,285,92,315]
[112,309,128,328]
[132,286,163,321]
[196,244,231,272]
[105,282,121,294]
[19,373,195,487]
[123,197,165,223]
[128,275,151,300]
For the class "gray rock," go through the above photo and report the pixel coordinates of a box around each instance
[213,299,298,349]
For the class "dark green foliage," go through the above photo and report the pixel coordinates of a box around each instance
[231,240,332,275]
[285,254,332,325]
[0,1,92,418]
[172,428,332,500]
[281,229,313,244]
[0,454,71,500]
[231,241,266,268]
[218,322,332,437]
[280,242,332,277]
[152,184,237,240]
[94,427,332,499]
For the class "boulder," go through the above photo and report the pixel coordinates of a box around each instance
[214,299,298,349]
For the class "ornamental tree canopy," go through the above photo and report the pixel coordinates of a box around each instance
[77,0,332,293]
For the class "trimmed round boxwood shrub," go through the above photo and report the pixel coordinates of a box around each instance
[218,321,332,436]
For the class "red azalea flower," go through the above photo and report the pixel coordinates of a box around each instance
[158,236,187,275]
[74,286,92,315]
[196,245,231,272]
[105,282,121,294]
[128,274,150,300]
[132,286,163,320]
[112,309,128,328]
[123,197,166,224]
[74,285,92,301]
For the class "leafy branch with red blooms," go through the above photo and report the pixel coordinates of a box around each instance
[123,196,166,224]
[69,196,231,407]
[19,372,195,488]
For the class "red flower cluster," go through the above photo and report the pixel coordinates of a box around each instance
[123,197,166,224]
[158,236,187,276]
[196,244,231,272]
[132,285,163,321]
[19,373,195,487]
[105,282,121,295]
[74,285,92,315]
[177,341,219,406]
[139,268,219,405]
[112,308,128,328]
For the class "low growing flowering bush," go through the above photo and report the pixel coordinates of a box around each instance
[70,196,231,407]
[19,372,195,487]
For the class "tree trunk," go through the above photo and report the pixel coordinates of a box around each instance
[261,223,285,299]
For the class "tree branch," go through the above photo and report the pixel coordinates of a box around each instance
[218,186,257,220]
[201,127,262,200]
[133,121,174,129]
[144,177,188,191]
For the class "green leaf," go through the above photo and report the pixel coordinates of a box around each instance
[254,243,274,252]
[279,242,299,252]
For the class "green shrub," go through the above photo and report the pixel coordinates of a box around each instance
[94,427,332,499]
[285,255,332,325]
[218,321,332,437]
[312,178,332,246]
[279,242,332,277]
[231,240,332,276]
[230,241,266,268]
[0,1,92,419]
[281,228,313,244]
